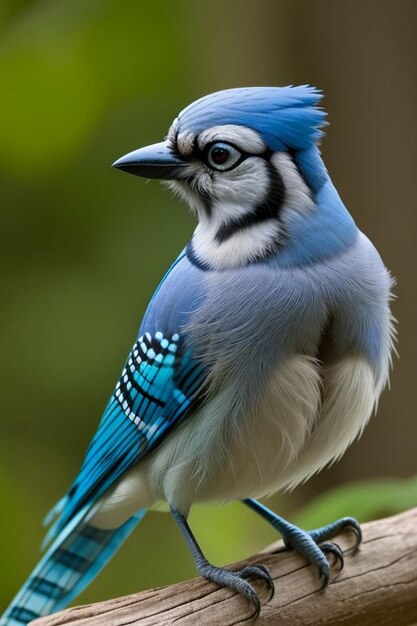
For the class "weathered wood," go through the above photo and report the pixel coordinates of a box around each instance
[32,507,417,626]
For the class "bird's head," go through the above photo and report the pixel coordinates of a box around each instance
[114,87,351,270]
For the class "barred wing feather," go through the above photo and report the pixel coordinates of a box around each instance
[49,330,205,538]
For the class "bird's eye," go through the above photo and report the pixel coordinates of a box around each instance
[205,142,242,172]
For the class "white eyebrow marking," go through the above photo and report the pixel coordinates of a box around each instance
[198,125,267,153]
[167,118,196,157]
[177,131,196,156]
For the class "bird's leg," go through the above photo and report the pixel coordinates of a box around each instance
[170,508,275,620]
[243,498,361,587]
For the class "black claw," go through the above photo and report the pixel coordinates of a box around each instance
[236,580,261,622]
[240,564,275,601]
[320,541,344,571]
[258,565,275,600]
[247,595,261,622]
[342,519,362,552]
[199,562,273,621]
[319,564,330,590]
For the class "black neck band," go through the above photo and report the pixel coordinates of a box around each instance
[215,163,285,244]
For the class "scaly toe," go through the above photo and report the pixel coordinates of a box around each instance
[199,563,262,621]
[308,516,362,553]
[283,527,335,586]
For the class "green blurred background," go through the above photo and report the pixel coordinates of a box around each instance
[1,0,416,608]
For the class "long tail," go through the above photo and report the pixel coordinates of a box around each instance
[0,507,147,626]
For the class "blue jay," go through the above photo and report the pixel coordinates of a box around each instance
[1,86,394,624]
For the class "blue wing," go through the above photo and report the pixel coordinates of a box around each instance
[3,253,207,624]
[49,252,207,537]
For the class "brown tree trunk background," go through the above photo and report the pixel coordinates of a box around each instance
[189,0,417,511]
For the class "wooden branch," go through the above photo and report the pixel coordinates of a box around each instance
[32,507,417,626]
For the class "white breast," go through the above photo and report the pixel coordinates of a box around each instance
[283,356,378,490]
[91,354,378,529]
[149,354,323,513]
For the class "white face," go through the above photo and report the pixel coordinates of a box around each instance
[165,122,313,270]
[166,124,270,214]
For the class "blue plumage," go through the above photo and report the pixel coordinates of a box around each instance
[2,86,395,623]
[2,508,144,626]
[1,248,210,624]
[178,86,327,150]
[50,335,204,538]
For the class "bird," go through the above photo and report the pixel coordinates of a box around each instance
[1,86,395,624]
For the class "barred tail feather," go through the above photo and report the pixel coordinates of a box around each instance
[1,507,147,626]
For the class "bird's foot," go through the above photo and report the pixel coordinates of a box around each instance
[280,523,345,587]
[243,500,361,587]
[171,507,274,620]
[280,517,361,587]
[198,561,275,621]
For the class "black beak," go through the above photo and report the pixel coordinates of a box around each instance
[112,141,187,180]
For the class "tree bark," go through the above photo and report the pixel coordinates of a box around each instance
[32,507,417,626]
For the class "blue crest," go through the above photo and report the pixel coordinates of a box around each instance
[177,86,327,151]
